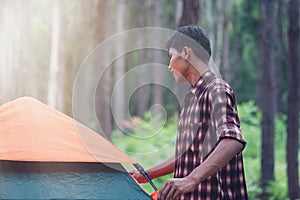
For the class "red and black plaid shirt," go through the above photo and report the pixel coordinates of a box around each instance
[174,70,248,200]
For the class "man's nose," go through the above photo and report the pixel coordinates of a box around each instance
[168,65,172,71]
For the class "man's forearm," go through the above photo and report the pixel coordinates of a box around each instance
[147,156,176,179]
[188,138,244,184]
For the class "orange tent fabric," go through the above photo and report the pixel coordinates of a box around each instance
[0,97,135,163]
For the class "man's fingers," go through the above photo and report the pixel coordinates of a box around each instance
[159,179,173,200]
[128,171,134,175]
[172,189,181,200]
[128,169,137,175]
[165,185,176,200]
[128,170,148,184]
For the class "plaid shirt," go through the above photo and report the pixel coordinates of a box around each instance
[174,70,248,200]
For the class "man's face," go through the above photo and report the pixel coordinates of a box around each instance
[168,48,188,83]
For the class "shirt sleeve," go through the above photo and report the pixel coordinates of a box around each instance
[209,83,246,150]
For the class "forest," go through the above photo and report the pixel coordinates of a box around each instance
[0,0,299,199]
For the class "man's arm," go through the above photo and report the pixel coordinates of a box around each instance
[129,156,176,183]
[159,138,243,200]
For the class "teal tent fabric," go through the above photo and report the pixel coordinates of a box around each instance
[0,161,151,199]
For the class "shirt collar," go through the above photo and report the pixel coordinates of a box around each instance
[190,69,216,96]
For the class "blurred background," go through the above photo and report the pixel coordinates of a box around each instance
[0,0,299,199]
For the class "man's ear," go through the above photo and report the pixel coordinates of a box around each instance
[182,46,191,60]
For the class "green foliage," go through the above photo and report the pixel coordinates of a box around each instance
[268,114,288,200]
[238,101,262,198]
[112,113,178,194]
[113,102,297,198]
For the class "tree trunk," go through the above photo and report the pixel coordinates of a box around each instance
[257,0,277,196]
[47,0,65,112]
[152,0,165,117]
[286,0,300,199]
[75,1,93,127]
[274,0,286,114]
[222,0,230,83]
[94,0,113,139]
[0,0,17,102]
[177,0,200,27]
[204,0,214,57]
[14,0,22,97]
[47,0,61,108]
[112,0,128,133]
[136,1,149,118]
[24,1,38,99]
[231,5,239,90]
[57,0,66,112]
[214,0,223,69]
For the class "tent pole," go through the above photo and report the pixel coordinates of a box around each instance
[133,163,158,191]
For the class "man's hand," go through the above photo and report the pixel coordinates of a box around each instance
[158,176,197,200]
[128,169,148,183]
[128,156,175,185]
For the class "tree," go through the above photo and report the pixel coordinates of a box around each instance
[0,0,18,102]
[73,1,95,128]
[257,0,277,196]
[222,0,230,82]
[47,0,61,109]
[214,0,223,68]
[152,0,165,117]
[274,0,286,113]
[112,0,128,132]
[135,0,149,118]
[94,0,113,139]
[177,0,200,27]
[204,0,214,56]
[230,4,239,90]
[286,0,300,198]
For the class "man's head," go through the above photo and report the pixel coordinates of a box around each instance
[166,25,211,62]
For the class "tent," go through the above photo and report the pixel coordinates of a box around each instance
[0,97,151,199]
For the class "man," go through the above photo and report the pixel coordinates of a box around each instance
[130,25,248,200]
